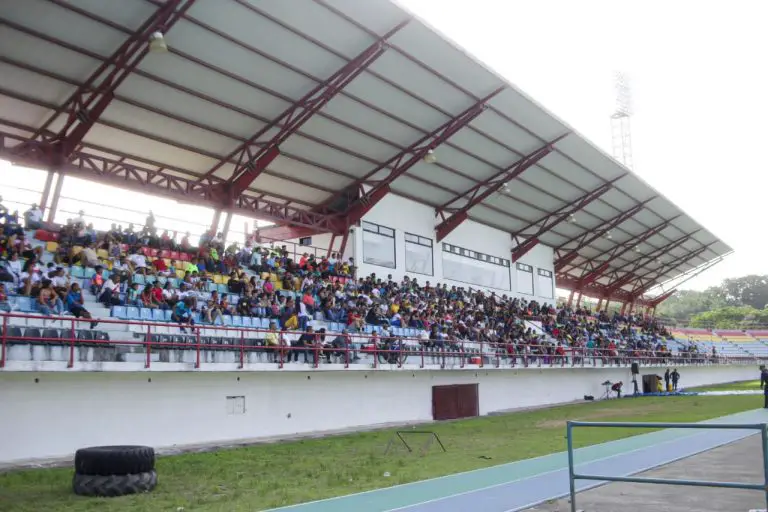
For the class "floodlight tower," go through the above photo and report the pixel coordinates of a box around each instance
[611,71,634,169]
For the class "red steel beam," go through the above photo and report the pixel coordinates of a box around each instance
[628,244,711,297]
[573,216,680,284]
[257,88,503,240]
[604,230,701,284]
[196,20,410,205]
[0,132,345,232]
[12,0,193,166]
[510,178,620,261]
[331,87,503,218]
[553,198,653,272]
[434,133,569,241]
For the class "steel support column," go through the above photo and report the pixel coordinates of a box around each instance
[196,20,410,206]
[575,291,583,308]
[326,234,337,257]
[434,133,568,241]
[338,230,350,261]
[567,289,575,308]
[210,209,222,236]
[12,0,194,166]
[511,178,620,262]
[221,211,233,242]
[604,300,611,312]
[596,298,603,311]
[39,171,54,213]
[46,173,64,223]
[620,303,627,316]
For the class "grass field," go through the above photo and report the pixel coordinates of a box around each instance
[689,380,762,392]
[0,395,760,512]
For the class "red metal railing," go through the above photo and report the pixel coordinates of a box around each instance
[1,312,763,370]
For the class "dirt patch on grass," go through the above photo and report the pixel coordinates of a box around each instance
[536,403,668,429]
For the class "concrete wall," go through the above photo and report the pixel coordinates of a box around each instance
[0,364,757,465]
[353,194,557,302]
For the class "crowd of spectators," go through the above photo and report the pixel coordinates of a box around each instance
[0,199,676,365]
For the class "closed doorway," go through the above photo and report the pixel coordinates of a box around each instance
[432,384,479,420]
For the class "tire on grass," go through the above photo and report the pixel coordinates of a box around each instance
[72,470,158,497]
[74,445,155,476]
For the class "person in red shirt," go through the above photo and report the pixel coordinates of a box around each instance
[151,281,165,308]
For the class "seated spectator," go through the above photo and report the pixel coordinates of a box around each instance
[0,283,10,312]
[127,249,150,275]
[140,283,160,309]
[99,274,122,306]
[171,297,195,332]
[127,282,141,306]
[66,283,97,329]
[38,279,64,316]
[76,244,101,268]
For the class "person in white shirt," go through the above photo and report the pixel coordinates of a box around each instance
[128,251,148,274]
[6,252,22,286]
[99,275,122,306]
[24,203,44,229]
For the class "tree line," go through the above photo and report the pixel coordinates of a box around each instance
[655,275,768,329]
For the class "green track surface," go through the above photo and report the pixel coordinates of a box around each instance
[0,395,760,512]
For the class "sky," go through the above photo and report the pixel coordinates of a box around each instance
[396,0,767,291]
[1,0,765,292]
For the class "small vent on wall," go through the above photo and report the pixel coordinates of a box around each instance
[226,395,246,415]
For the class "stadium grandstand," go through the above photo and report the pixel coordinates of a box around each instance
[0,2,762,510]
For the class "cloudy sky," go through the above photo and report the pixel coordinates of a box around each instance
[398,0,766,290]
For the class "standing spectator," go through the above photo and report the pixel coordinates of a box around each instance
[671,368,680,391]
[24,203,44,230]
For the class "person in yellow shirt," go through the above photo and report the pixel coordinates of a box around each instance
[264,321,279,363]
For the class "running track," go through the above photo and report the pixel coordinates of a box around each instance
[266,409,768,512]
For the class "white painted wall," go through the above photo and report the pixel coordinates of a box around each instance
[354,194,557,302]
[0,364,757,464]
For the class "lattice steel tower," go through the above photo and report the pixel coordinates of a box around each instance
[611,71,633,169]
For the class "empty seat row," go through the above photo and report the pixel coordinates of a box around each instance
[110,306,279,329]
[2,326,110,344]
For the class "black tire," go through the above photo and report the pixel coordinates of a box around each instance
[75,445,155,476]
[72,470,157,497]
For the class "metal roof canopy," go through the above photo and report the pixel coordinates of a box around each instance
[0,0,731,306]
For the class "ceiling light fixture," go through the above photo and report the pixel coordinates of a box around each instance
[148,31,168,53]
[423,149,437,164]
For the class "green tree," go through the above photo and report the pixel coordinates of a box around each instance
[689,306,759,329]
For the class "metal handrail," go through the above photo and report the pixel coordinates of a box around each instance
[566,421,768,511]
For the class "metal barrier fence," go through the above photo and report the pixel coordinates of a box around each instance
[566,421,768,512]
[1,312,765,371]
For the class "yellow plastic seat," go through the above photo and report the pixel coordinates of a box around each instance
[46,241,59,253]
[213,274,223,284]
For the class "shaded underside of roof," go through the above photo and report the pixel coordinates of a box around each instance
[0,0,731,301]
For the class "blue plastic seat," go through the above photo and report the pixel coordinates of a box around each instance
[111,306,127,319]
[222,315,233,326]
[14,296,34,312]
[140,308,153,321]
[70,266,85,278]
[152,309,165,321]
[241,317,252,328]
[133,274,146,285]
[126,307,140,320]
[84,267,96,278]
[163,309,173,321]
[231,316,243,327]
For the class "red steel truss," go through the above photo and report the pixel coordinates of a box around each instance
[553,198,654,272]
[433,133,569,242]
[563,216,681,285]
[510,178,621,262]
[256,88,503,239]
[628,244,712,298]
[194,20,410,206]
[0,132,345,232]
[11,0,194,166]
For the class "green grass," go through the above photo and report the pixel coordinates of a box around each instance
[689,380,763,392]
[0,396,760,512]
